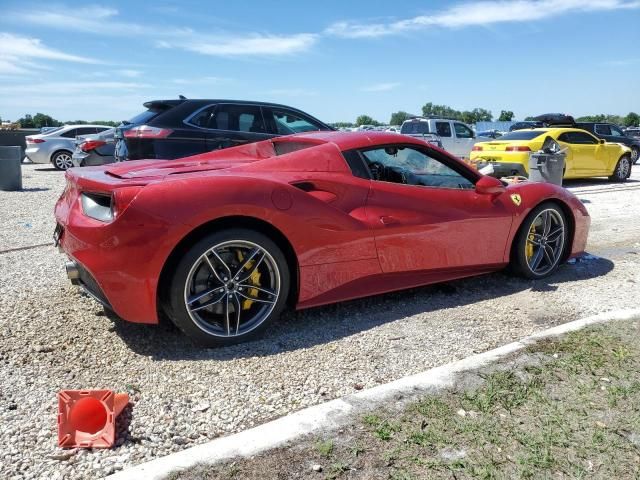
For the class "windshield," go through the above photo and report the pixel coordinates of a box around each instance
[401,122,430,135]
[497,130,547,141]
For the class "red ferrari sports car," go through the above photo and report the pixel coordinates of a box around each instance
[54,131,590,346]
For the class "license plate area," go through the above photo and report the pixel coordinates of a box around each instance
[53,223,63,247]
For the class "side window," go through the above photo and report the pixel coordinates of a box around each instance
[96,127,110,133]
[360,145,474,189]
[610,125,624,136]
[435,121,452,137]
[211,104,266,133]
[188,105,217,128]
[60,129,78,138]
[77,127,97,136]
[266,108,322,134]
[594,124,611,136]
[561,132,598,144]
[454,123,473,139]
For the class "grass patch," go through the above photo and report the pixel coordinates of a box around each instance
[168,319,640,480]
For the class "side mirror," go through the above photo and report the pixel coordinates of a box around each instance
[599,139,605,144]
[475,175,506,195]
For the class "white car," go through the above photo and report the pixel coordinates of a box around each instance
[400,118,489,158]
[25,124,112,170]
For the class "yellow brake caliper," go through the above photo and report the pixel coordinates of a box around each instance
[526,223,536,261]
[236,251,261,310]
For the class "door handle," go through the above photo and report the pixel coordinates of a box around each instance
[380,215,398,226]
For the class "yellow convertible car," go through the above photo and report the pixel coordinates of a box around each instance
[470,128,632,181]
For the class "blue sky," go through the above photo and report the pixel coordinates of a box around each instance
[0,0,638,124]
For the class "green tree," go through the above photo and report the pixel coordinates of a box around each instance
[421,102,461,120]
[17,114,34,128]
[330,121,354,128]
[389,111,411,126]
[355,115,379,126]
[32,112,61,128]
[624,112,639,127]
[498,110,514,121]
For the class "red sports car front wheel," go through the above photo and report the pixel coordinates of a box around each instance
[167,229,290,347]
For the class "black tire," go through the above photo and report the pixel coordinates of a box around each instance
[51,150,74,171]
[511,202,568,280]
[166,229,290,347]
[631,146,639,165]
[609,155,631,182]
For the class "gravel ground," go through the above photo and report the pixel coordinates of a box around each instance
[1,164,639,479]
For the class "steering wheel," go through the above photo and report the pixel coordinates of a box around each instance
[368,161,386,181]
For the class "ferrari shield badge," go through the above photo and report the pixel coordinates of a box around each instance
[510,193,522,206]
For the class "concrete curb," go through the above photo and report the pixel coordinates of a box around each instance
[107,308,640,480]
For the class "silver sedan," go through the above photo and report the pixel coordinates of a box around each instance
[25,125,112,170]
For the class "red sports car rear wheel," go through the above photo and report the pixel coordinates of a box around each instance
[168,229,289,346]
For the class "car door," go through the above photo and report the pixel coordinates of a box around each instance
[203,103,275,151]
[434,121,454,154]
[558,131,604,176]
[356,144,513,273]
[453,122,476,159]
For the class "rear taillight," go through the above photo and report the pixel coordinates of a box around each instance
[80,140,107,152]
[26,137,45,144]
[506,146,531,152]
[472,145,483,151]
[123,125,173,139]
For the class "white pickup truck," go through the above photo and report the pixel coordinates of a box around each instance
[400,117,489,159]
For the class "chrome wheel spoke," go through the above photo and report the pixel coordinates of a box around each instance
[235,252,265,283]
[187,287,221,306]
[203,254,225,284]
[542,211,552,236]
[190,292,226,312]
[236,290,276,305]
[542,245,555,266]
[547,226,564,242]
[224,294,231,336]
[530,246,544,270]
[232,294,242,335]
[210,249,233,280]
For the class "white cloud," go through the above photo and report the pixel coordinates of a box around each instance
[326,0,640,38]
[117,69,143,78]
[0,32,100,76]
[160,33,318,57]
[0,81,150,94]
[361,82,401,92]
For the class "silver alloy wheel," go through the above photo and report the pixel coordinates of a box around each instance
[183,240,281,338]
[54,152,73,170]
[525,209,566,276]
[617,156,631,178]
[632,147,639,163]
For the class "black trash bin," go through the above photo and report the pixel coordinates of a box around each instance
[0,146,22,191]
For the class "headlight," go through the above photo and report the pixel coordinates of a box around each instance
[81,192,113,222]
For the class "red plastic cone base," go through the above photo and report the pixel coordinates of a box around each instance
[57,390,129,448]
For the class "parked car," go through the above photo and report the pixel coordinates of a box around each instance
[576,122,640,164]
[55,131,589,346]
[25,125,112,170]
[71,128,116,167]
[470,128,632,181]
[624,126,640,137]
[115,99,332,162]
[400,117,488,158]
[509,121,543,131]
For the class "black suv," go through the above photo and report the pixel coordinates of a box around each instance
[576,122,640,164]
[115,99,333,161]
